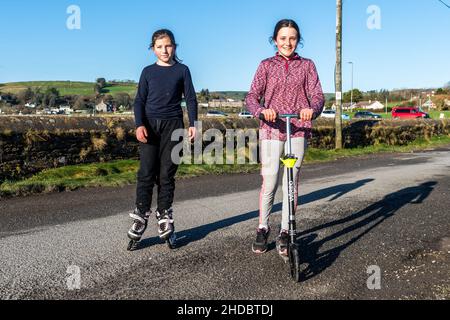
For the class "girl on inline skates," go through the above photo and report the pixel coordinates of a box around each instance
[127,29,197,250]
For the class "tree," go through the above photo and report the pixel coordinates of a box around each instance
[115,93,131,109]
[378,89,390,101]
[103,94,114,103]
[96,78,107,88]
[33,88,44,105]
[42,87,60,107]
[343,88,363,103]
[73,96,88,110]
[94,83,102,95]
[436,88,448,95]
[48,95,57,108]
[198,89,210,103]
[17,87,34,104]
[45,87,60,97]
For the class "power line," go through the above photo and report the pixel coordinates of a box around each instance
[438,0,450,9]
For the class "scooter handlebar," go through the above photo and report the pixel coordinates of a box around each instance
[258,113,300,121]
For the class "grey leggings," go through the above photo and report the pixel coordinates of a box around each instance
[259,137,307,231]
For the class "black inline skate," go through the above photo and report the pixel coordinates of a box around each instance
[127,208,151,251]
[156,208,176,249]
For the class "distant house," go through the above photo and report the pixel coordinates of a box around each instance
[332,100,384,111]
[25,102,36,108]
[208,99,244,108]
[364,101,385,110]
[354,101,371,109]
[332,102,355,111]
[352,100,384,110]
[59,105,74,114]
[342,102,353,110]
[445,99,450,107]
[95,100,108,113]
[422,98,436,109]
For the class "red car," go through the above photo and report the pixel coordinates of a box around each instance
[392,107,430,119]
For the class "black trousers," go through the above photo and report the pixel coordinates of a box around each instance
[135,119,184,212]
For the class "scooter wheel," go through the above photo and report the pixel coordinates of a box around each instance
[127,240,137,251]
[289,243,301,282]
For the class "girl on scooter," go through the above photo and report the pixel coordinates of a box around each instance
[246,19,325,255]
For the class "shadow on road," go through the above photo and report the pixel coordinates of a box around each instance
[137,178,377,251]
[296,181,437,281]
[300,178,374,204]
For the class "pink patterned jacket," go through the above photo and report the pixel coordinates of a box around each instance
[246,53,325,140]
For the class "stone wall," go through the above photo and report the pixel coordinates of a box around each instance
[0,116,449,181]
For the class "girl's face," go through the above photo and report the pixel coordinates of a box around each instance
[274,27,298,58]
[152,36,175,65]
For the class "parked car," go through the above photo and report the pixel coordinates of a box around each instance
[391,107,430,119]
[354,111,382,119]
[320,110,336,118]
[238,111,253,118]
[320,110,351,120]
[206,110,228,117]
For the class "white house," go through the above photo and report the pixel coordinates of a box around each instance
[95,100,108,113]
[331,102,354,111]
[25,102,36,108]
[445,99,450,107]
[59,105,74,114]
[422,98,436,109]
[332,100,384,111]
[365,101,385,110]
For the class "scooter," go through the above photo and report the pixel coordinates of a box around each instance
[259,113,302,282]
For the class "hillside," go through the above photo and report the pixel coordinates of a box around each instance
[0,81,137,96]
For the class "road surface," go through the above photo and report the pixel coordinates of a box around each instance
[1,148,449,300]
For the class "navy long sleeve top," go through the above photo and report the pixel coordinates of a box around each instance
[134,62,198,127]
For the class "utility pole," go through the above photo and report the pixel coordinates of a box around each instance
[335,0,343,149]
[348,61,354,112]
[385,96,388,115]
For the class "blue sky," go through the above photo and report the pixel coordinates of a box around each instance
[1,0,449,93]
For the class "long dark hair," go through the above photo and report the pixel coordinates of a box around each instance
[269,19,304,48]
[149,29,182,63]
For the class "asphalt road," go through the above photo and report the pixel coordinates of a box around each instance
[0,147,449,300]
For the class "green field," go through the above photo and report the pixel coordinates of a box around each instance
[0,81,137,96]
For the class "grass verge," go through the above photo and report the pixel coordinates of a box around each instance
[1,135,449,198]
